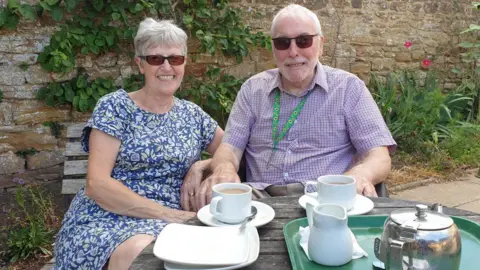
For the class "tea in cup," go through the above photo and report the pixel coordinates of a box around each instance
[210,183,252,224]
[304,175,356,211]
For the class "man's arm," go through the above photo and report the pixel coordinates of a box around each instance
[344,146,391,197]
[192,143,244,211]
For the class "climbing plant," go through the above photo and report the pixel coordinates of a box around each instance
[0,0,270,117]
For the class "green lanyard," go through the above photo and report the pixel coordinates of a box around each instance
[271,88,312,150]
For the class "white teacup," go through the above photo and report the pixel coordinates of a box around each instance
[210,183,252,224]
[304,175,357,211]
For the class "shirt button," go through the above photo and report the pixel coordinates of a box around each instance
[284,172,289,177]
[287,150,292,154]
[294,120,297,124]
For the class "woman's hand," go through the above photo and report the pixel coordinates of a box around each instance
[163,209,197,223]
[181,159,212,211]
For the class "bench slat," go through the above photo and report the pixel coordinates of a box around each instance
[65,141,88,157]
[64,160,88,176]
[66,123,86,139]
[62,179,86,194]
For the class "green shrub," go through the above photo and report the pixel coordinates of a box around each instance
[7,184,59,262]
[441,122,480,167]
[369,71,469,152]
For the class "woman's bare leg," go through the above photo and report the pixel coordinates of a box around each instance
[106,234,155,270]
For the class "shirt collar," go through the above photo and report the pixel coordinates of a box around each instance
[268,61,330,95]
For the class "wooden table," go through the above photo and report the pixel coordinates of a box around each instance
[131,196,480,269]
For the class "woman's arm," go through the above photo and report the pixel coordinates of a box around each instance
[85,128,195,223]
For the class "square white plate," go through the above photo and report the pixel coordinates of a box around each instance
[164,226,260,270]
[154,223,249,266]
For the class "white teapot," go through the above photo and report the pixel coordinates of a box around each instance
[306,202,353,266]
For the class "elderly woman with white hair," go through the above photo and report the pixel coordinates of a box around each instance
[53,18,223,270]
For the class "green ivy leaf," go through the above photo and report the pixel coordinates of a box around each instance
[88,97,97,111]
[81,47,89,55]
[183,15,193,25]
[79,98,89,111]
[45,94,55,106]
[459,42,475,48]
[0,10,9,26]
[94,38,105,47]
[92,0,104,12]
[50,6,63,21]
[72,96,80,109]
[111,12,121,20]
[4,13,19,29]
[64,0,79,12]
[76,76,88,88]
[7,0,20,9]
[64,84,75,102]
[451,68,462,74]
[105,34,114,46]
[36,86,49,100]
[54,85,64,96]
[45,0,59,5]
[131,3,144,13]
[19,5,36,21]
[89,45,100,54]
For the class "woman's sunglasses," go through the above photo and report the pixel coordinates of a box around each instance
[272,34,319,50]
[139,55,185,66]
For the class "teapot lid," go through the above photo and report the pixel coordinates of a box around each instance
[390,204,453,230]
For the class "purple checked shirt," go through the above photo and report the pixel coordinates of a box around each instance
[223,62,397,190]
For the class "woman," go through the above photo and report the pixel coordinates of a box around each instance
[54,18,223,270]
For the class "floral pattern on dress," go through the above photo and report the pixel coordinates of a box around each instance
[54,89,218,269]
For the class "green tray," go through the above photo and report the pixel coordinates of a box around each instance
[283,215,480,270]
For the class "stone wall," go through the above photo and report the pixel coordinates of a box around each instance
[0,0,478,189]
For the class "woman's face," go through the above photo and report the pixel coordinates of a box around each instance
[136,45,186,96]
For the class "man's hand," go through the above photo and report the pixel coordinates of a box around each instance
[355,176,378,197]
[194,163,240,212]
[181,159,211,211]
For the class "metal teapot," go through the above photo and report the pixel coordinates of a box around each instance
[374,204,461,270]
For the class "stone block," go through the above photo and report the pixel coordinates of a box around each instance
[334,58,352,71]
[86,66,120,80]
[0,102,14,126]
[117,54,134,66]
[334,44,356,58]
[424,3,440,14]
[26,150,64,170]
[52,70,77,82]
[1,85,40,100]
[25,65,51,84]
[372,58,396,71]
[11,54,38,65]
[120,66,139,78]
[0,35,50,54]
[185,63,207,77]
[411,50,424,61]
[395,52,411,62]
[0,131,57,151]
[390,2,407,12]
[0,66,25,85]
[97,52,118,67]
[14,105,71,125]
[76,54,94,68]
[0,152,25,175]
[0,165,63,189]
[225,61,256,79]
[255,61,277,73]
[0,143,15,154]
[72,111,93,122]
[350,62,371,74]
[351,0,362,9]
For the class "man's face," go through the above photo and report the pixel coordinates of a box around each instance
[272,16,324,88]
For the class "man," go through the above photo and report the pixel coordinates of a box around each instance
[181,4,396,212]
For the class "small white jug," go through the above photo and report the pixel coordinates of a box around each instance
[306,202,353,266]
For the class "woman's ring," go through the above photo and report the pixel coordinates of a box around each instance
[189,192,194,196]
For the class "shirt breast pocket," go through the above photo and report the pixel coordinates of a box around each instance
[304,114,348,149]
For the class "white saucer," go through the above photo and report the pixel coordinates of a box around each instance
[164,226,260,270]
[154,224,249,266]
[298,193,374,216]
[197,201,275,227]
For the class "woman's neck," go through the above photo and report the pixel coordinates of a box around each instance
[130,88,174,114]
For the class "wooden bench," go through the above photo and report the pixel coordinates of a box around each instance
[61,123,388,204]
[62,123,89,206]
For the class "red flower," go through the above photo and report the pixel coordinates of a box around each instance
[404,41,413,49]
[422,59,431,68]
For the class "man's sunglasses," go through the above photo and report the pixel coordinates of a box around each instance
[139,55,185,66]
[272,34,319,50]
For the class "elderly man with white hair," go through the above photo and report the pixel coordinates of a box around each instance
[184,4,396,211]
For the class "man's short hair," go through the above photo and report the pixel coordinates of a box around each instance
[271,4,322,36]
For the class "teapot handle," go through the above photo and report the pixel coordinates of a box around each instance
[387,239,405,270]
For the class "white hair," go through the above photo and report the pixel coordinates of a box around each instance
[134,18,188,57]
[271,4,322,36]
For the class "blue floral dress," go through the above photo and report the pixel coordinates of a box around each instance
[54,89,218,269]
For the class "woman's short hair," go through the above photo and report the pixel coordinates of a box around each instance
[134,18,188,57]
[271,4,322,36]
